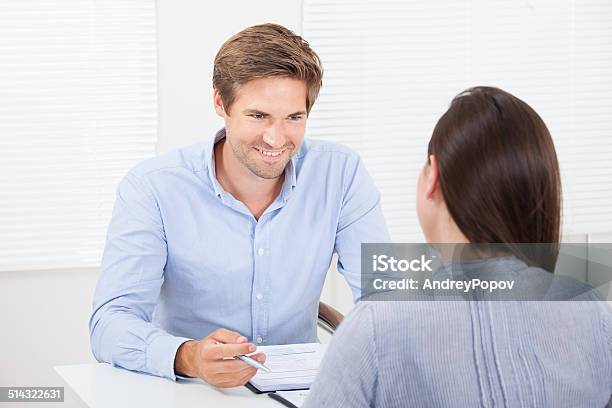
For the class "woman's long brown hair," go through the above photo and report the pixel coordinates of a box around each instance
[428,87,561,270]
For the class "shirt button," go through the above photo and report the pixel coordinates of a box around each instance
[256,336,263,344]
[257,248,264,256]
[256,292,263,300]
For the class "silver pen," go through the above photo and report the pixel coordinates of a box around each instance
[234,354,272,373]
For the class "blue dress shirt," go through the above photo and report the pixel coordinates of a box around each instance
[89,129,390,381]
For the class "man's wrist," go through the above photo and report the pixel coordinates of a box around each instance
[174,340,197,378]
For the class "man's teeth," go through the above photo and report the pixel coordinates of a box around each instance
[260,149,283,157]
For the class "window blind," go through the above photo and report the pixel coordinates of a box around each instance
[303,0,612,242]
[0,0,158,271]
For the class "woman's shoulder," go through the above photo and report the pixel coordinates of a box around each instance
[354,297,612,342]
[352,300,473,336]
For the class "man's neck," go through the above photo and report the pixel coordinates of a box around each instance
[214,139,284,220]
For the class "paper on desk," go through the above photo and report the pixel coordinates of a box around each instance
[248,343,327,392]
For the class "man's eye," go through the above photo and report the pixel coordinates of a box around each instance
[250,113,265,119]
[288,115,303,121]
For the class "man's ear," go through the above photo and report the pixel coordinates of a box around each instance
[213,89,226,118]
[426,154,440,200]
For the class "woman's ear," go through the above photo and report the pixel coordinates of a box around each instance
[426,154,440,200]
[213,89,226,118]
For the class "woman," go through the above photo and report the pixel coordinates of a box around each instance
[303,87,612,407]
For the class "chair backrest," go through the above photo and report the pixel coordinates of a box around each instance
[317,301,344,335]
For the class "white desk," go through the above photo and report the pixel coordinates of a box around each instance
[55,363,280,408]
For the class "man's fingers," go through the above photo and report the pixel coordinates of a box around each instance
[194,330,265,388]
[206,328,247,345]
[205,355,267,375]
[210,358,254,374]
[213,366,257,388]
[207,342,256,360]
[238,366,258,384]
[230,365,257,386]
[249,352,266,363]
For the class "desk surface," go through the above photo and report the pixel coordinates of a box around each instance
[55,363,280,408]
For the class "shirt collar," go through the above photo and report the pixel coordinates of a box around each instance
[280,153,297,203]
[206,128,297,202]
[206,128,227,197]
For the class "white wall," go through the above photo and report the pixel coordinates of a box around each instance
[0,2,341,407]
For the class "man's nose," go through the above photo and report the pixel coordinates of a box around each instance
[262,121,287,149]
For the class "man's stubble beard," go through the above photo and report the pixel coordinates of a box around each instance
[228,138,294,180]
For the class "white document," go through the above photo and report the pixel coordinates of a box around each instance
[248,343,327,392]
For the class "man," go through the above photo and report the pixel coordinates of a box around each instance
[89,23,389,388]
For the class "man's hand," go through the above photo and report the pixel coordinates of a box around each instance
[174,328,267,388]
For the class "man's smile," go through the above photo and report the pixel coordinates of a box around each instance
[253,146,289,163]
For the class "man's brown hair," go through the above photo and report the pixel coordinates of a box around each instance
[213,23,323,115]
